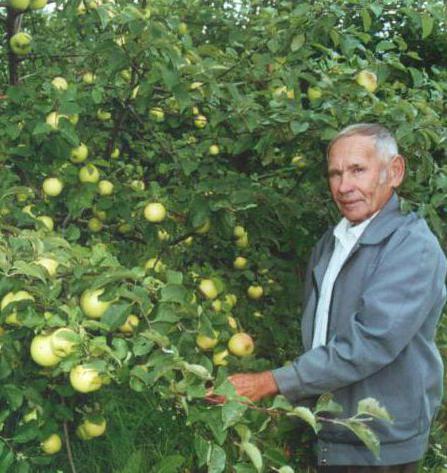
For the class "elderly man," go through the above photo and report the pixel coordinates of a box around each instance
[221,124,447,472]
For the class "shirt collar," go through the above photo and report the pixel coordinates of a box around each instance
[333,210,380,246]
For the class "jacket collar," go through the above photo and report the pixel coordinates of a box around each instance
[357,192,407,245]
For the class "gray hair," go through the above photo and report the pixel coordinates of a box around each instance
[327,123,399,163]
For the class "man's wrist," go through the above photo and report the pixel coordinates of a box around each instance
[260,371,279,398]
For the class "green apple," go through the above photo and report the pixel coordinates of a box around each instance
[46,111,67,129]
[76,424,92,440]
[233,256,248,270]
[69,114,79,125]
[208,145,220,156]
[196,331,218,351]
[80,288,111,319]
[36,257,59,276]
[228,332,254,357]
[51,76,68,90]
[1,290,35,326]
[120,69,131,82]
[8,0,30,11]
[225,294,237,308]
[97,180,114,196]
[79,164,100,183]
[30,334,61,367]
[157,229,170,241]
[247,285,263,300]
[41,434,62,455]
[69,365,102,393]
[42,177,63,197]
[87,217,103,232]
[356,70,378,93]
[199,279,218,300]
[50,327,78,357]
[36,215,54,231]
[29,0,47,9]
[97,109,112,121]
[70,143,89,163]
[10,32,32,56]
[227,315,238,330]
[149,107,165,122]
[194,114,207,129]
[211,299,222,312]
[119,314,139,334]
[307,87,322,101]
[291,155,306,168]
[144,202,166,223]
[82,72,96,84]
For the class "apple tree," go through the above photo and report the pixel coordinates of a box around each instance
[0,0,446,471]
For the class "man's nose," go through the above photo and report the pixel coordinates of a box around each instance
[338,174,354,194]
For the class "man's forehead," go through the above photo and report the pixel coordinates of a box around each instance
[328,135,378,162]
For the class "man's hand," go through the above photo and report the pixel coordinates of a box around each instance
[205,371,279,404]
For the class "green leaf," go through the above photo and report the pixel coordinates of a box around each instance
[270,395,293,411]
[101,304,129,330]
[361,9,372,31]
[182,363,212,380]
[234,424,251,443]
[421,14,434,39]
[194,434,209,468]
[150,454,184,473]
[222,401,247,429]
[357,398,393,422]
[290,34,305,52]
[290,121,309,135]
[279,467,295,473]
[314,393,343,415]
[242,442,263,473]
[287,407,319,433]
[343,420,380,458]
[12,261,47,283]
[13,423,38,444]
[160,285,188,304]
[2,385,23,410]
[208,444,226,473]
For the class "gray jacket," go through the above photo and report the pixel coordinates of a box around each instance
[273,193,447,466]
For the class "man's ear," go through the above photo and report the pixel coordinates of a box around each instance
[389,154,405,187]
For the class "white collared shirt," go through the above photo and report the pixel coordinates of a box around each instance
[311,213,378,348]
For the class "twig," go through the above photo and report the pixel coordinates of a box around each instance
[63,420,78,473]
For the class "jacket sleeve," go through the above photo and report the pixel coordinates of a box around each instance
[272,226,447,402]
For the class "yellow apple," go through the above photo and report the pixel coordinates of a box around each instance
[8,0,29,9]
[199,279,218,300]
[307,87,322,101]
[42,177,63,197]
[247,285,263,300]
[130,180,145,191]
[119,314,139,334]
[51,76,68,90]
[76,424,92,440]
[36,215,54,231]
[97,180,114,196]
[211,300,222,312]
[82,417,106,437]
[30,0,47,9]
[228,333,254,357]
[233,256,247,270]
[195,219,211,234]
[69,114,79,125]
[144,203,166,223]
[144,257,164,273]
[70,365,102,393]
[227,315,238,330]
[41,433,62,455]
[70,143,88,163]
[209,145,220,155]
[157,229,170,241]
[149,107,165,122]
[235,233,249,248]
[1,290,35,326]
[30,335,61,367]
[88,217,103,233]
[82,72,96,84]
[224,294,237,308]
[46,111,67,129]
[233,225,246,238]
[194,114,207,129]
[356,70,378,93]
[50,327,78,357]
[110,148,120,159]
[291,155,306,168]
[79,164,100,183]
[178,22,188,34]
[213,349,229,366]
[97,109,112,121]
[196,332,218,351]
[80,288,112,319]
[36,257,59,276]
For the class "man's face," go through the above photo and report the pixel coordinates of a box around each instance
[328,135,395,224]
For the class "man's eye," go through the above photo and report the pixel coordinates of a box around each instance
[353,167,364,174]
